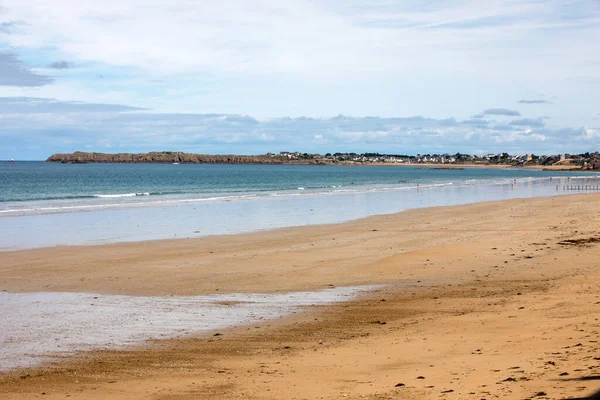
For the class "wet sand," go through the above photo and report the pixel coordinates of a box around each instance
[1,194,600,399]
[0,286,379,371]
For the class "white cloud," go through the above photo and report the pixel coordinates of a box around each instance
[313,134,325,143]
[1,0,600,153]
[1,0,599,80]
[1,96,597,159]
[583,128,600,140]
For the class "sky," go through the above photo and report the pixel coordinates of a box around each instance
[1,0,599,160]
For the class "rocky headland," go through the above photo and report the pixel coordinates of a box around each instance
[46,151,330,165]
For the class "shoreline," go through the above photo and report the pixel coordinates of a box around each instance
[0,192,598,294]
[2,193,600,399]
[2,174,598,251]
[0,192,597,294]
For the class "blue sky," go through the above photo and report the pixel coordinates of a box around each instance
[1,0,599,160]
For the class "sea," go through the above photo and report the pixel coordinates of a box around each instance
[0,161,598,250]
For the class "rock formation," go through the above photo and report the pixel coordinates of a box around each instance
[46,151,332,165]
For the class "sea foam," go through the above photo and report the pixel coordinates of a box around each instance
[94,192,150,198]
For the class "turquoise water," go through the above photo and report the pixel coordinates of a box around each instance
[0,162,592,215]
[1,161,597,250]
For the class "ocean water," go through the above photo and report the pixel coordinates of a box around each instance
[0,162,594,213]
[0,161,597,250]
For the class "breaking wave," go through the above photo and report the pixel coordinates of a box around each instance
[94,192,150,198]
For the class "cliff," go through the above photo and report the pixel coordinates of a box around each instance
[46,151,331,165]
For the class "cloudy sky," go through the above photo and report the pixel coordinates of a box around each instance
[1,0,599,160]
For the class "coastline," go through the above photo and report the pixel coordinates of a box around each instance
[2,173,597,251]
[2,193,600,399]
[41,158,592,171]
[0,191,596,295]
[43,151,595,172]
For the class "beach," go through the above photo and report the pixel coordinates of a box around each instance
[1,193,599,399]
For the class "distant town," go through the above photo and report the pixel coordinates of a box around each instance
[274,151,600,170]
[46,150,600,170]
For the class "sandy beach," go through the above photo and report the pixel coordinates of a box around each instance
[1,193,600,399]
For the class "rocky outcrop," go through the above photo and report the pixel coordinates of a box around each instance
[46,151,332,165]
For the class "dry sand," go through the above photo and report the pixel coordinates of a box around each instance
[1,194,600,399]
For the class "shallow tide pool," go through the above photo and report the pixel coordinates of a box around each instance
[0,286,381,371]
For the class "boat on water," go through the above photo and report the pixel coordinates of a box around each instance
[9,158,15,162]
